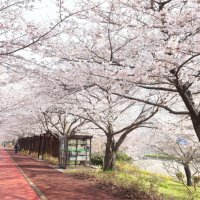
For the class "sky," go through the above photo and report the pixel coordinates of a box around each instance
[25,0,76,23]
[25,1,57,22]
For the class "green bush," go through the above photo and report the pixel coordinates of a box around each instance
[116,152,132,163]
[193,176,200,185]
[175,172,185,181]
[91,153,103,166]
[145,154,171,160]
[91,152,132,167]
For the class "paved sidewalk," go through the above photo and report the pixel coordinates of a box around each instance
[0,147,40,200]
[8,149,121,200]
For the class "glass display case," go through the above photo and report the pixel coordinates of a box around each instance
[59,135,92,168]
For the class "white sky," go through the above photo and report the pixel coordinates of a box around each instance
[25,0,76,23]
[25,1,58,22]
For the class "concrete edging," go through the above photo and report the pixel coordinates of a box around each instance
[8,150,47,200]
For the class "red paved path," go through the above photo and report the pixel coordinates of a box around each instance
[8,149,121,200]
[0,147,40,200]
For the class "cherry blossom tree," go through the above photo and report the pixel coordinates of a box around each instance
[0,1,60,130]
[124,0,200,142]
[52,0,200,142]
[3,0,200,171]
[20,0,163,170]
[0,0,99,89]
[62,79,158,170]
[40,106,87,137]
[153,127,200,186]
[81,0,200,142]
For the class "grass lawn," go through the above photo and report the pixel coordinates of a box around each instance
[159,179,200,200]
[66,162,200,200]
[23,151,199,199]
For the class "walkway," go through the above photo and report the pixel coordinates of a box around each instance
[7,149,121,200]
[0,147,40,200]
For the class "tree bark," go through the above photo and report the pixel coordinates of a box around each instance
[174,80,200,141]
[184,164,193,186]
[191,118,200,142]
[103,136,116,171]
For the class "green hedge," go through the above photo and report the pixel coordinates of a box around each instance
[116,152,132,163]
[91,154,103,166]
[91,152,132,166]
[145,154,171,160]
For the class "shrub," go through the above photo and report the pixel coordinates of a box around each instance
[91,153,104,166]
[115,161,140,174]
[193,176,200,185]
[43,153,58,165]
[175,172,185,181]
[145,154,171,160]
[116,152,132,163]
[91,151,132,167]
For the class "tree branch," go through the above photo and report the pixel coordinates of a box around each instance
[113,92,189,115]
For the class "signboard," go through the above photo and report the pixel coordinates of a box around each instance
[176,137,188,145]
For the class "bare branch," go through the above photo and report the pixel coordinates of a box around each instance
[113,92,189,115]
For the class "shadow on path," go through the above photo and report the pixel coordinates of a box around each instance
[0,147,40,200]
[8,150,121,200]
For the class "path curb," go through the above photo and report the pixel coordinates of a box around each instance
[8,150,47,200]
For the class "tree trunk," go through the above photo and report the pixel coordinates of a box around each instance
[184,164,192,186]
[175,81,200,141]
[191,118,200,142]
[103,137,116,171]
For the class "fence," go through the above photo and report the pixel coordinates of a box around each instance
[18,131,59,159]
